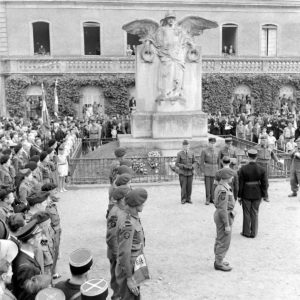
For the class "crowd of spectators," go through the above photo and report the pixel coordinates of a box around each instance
[208,111,300,153]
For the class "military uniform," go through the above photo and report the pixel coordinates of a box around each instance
[289,149,300,196]
[106,201,128,300]
[213,181,235,269]
[200,140,219,204]
[116,211,145,300]
[175,148,196,204]
[217,141,237,168]
[238,158,268,237]
[254,144,279,177]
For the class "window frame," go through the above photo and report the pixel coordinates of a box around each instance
[81,20,102,56]
[30,20,52,56]
[260,23,278,57]
[221,22,239,56]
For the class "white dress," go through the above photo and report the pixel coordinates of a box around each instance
[57,153,69,177]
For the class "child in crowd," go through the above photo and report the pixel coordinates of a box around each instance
[268,130,277,150]
[57,146,68,192]
[277,134,285,152]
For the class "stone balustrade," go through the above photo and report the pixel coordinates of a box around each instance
[1,56,300,75]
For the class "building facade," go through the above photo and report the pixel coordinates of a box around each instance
[1,0,300,116]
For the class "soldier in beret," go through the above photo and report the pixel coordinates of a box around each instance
[0,187,15,222]
[55,248,94,300]
[12,220,51,300]
[200,138,219,205]
[109,147,127,184]
[238,149,268,238]
[106,186,130,300]
[42,183,61,279]
[116,188,148,300]
[175,140,196,204]
[80,278,109,300]
[213,168,236,272]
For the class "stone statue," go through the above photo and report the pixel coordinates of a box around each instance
[122,11,218,103]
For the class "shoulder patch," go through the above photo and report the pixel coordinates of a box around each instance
[219,191,226,201]
[123,232,130,239]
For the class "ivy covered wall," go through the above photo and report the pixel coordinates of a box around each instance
[5,74,135,117]
[5,73,300,117]
[202,74,300,115]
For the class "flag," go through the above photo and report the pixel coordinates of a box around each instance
[54,79,58,116]
[41,83,50,126]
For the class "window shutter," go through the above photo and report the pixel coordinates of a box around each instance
[268,28,277,57]
[261,28,267,56]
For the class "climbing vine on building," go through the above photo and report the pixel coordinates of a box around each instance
[202,74,300,115]
[5,74,135,117]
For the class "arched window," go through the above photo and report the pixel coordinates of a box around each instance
[32,22,50,55]
[83,22,101,55]
[222,23,238,56]
[126,33,142,56]
[261,24,277,57]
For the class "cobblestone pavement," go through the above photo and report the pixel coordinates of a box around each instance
[56,180,300,300]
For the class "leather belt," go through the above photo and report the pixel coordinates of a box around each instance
[245,181,260,185]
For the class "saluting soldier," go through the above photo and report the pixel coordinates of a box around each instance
[238,149,268,238]
[200,137,219,205]
[288,138,300,197]
[213,168,236,272]
[116,188,149,300]
[217,137,237,168]
[175,140,196,204]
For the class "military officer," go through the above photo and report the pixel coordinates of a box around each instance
[175,140,196,204]
[215,156,238,201]
[238,149,268,238]
[217,137,237,168]
[116,188,148,300]
[200,137,219,205]
[55,248,94,300]
[288,138,300,197]
[213,168,236,272]
[255,135,280,201]
[106,186,131,300]
[12,220,51,300]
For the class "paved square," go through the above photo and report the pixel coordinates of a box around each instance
[56,181,300,300]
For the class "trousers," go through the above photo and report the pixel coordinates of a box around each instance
[116,262,140,300]
[214,210,232,264]
[205,176,215,202]
[110,258,119,300]
[290,169,300,193]
[242,199,261,237]
[179,174,193,202]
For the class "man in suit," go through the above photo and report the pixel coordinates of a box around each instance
[175,140,196,204]
[12,220,51,300]
[238,149,268,238]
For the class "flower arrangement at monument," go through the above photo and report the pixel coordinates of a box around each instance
[132,156,148,175]
[147,151,161,173]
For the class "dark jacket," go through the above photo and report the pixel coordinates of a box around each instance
[238,161,268,200]
[12,251,42,300]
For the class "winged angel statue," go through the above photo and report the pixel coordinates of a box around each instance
[123,11,218,102]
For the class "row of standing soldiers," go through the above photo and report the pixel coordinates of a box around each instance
[175,138,269,271]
